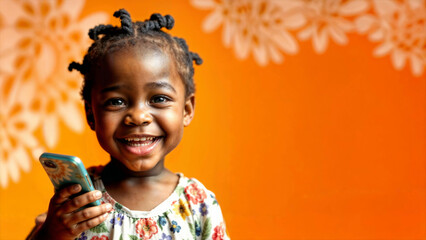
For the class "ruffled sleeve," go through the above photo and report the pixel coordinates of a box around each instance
[182,178,230,240]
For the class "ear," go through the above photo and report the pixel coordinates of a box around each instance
[84,101,95,130]
[183,94,195,127]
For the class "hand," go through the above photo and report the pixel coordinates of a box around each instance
[34,184,112,240]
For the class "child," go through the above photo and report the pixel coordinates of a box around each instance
[31,9,229,240]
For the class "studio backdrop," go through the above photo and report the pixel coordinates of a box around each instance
[0,0,425,239]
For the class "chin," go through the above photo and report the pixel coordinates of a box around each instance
[125,159,162,173]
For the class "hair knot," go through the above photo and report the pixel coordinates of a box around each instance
[149,13,174,30]
[68,61,84,73]
[70,9,202,101]
[190,52,203,65]
[88,24,114,40]
[113,9,133,35]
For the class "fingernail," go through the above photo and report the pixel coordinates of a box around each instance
[105,203,112,210]
[73,185,81,191]
[94,191,102,198]
[103,212,109,218]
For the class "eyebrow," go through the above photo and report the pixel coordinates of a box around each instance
[100,81,176,93]
[100,85,125,93]
[146,81,176,93]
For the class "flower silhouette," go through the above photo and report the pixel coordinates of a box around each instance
[355,0,426,76]
[192,0,424,77]
[296,0,369,54]
[192,0,305,66]
[0,88,41,188]
[0,0,107,188]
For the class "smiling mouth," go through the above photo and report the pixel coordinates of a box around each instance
[120,136,162,147]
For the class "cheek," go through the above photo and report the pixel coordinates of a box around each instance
[158,110,185,137]
[95,122,113,148]
[94,109,121,127]
[94,112,120,140]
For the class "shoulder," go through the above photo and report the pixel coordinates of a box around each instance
[175,174,230,239]
[176,174,222,219]
[178,174,217,205]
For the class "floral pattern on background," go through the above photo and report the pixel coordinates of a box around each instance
[0,0,424,189]
[355,0,426,76]
[191,0,426,76]
[0,0,108,188]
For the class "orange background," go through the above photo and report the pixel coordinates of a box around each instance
[1,0,425,239]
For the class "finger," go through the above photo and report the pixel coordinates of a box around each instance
[62,190,103,213]
[73,212,110,234]
[51,184,82,205]
[35,213,47,225]
[67,203,112,226]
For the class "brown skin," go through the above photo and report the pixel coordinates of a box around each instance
[33,46,195,239]
[87,46,194,211]
[33,185,112,240]
[88,47,194,174]
[101,160,179,211]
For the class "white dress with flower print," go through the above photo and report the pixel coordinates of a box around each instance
[77,166,229,240]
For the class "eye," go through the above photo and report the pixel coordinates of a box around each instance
[150,95,171,104]
[104,98,126,108]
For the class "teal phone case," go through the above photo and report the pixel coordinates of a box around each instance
[39,152,101,207]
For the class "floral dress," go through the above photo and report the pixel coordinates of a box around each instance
[77,166,230,240]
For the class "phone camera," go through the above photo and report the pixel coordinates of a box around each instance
[43,160,57,169]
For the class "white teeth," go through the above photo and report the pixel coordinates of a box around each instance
[127,142,152,147]
[124,137,156,142]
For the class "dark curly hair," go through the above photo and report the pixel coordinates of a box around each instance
[68,9,202,102]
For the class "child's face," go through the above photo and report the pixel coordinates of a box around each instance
[87,46,194,173]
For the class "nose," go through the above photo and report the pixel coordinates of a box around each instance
[124,106,153,126]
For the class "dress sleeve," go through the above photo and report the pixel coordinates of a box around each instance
[184,178,230,240]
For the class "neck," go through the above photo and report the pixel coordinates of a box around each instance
[102,157,170,185]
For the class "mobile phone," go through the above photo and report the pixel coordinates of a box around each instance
[39,152,100,207]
